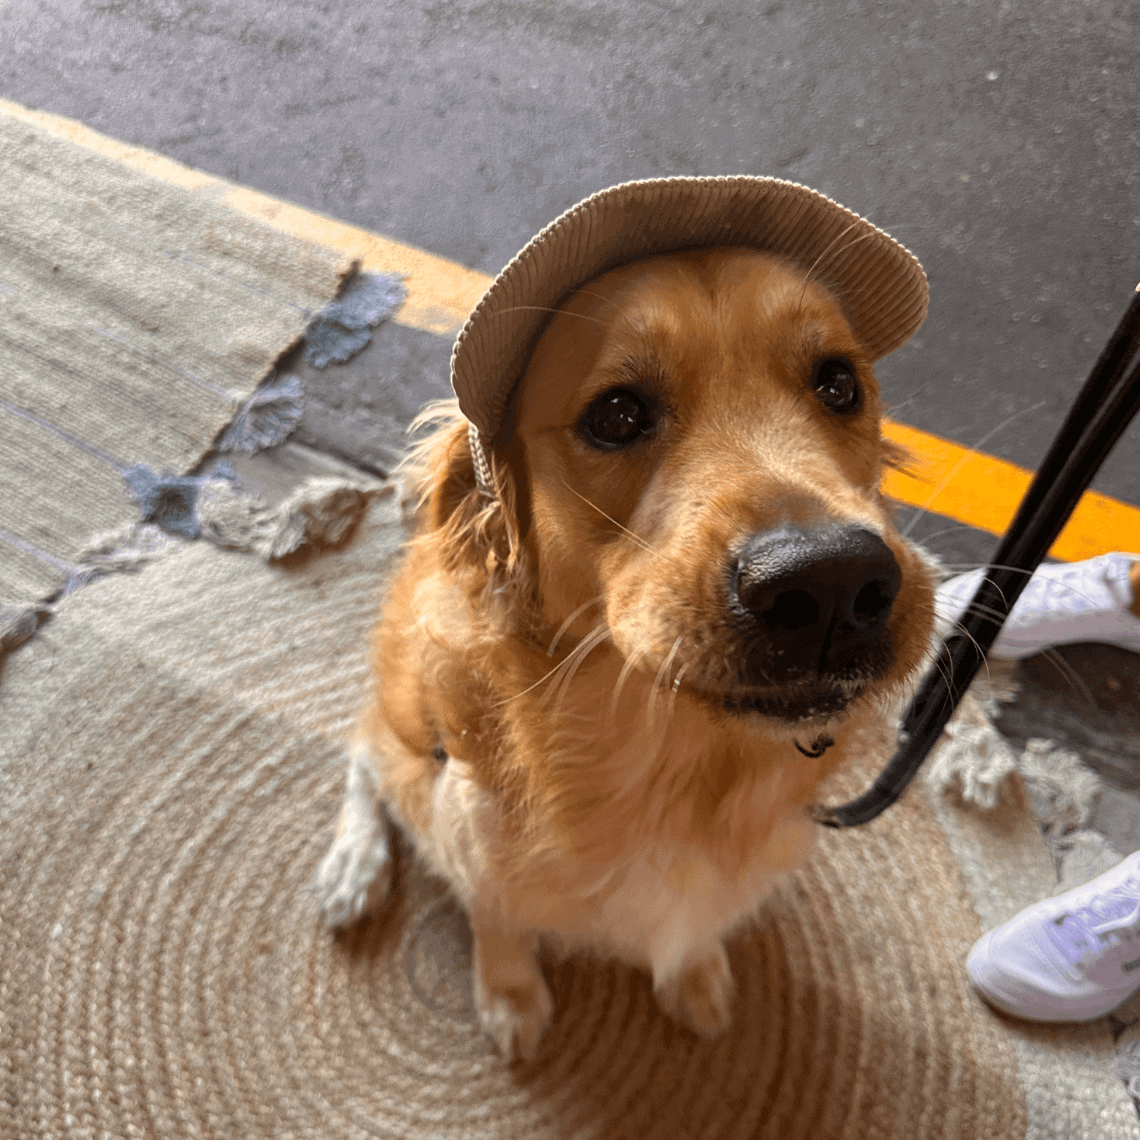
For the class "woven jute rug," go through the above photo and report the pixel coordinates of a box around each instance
[1,491,1137,1139]
[0,100,353,609]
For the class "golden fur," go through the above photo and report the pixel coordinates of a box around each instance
[317,248,937,1059]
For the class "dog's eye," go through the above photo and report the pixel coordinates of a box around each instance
[581,388,653,449]
[811,357,861,415]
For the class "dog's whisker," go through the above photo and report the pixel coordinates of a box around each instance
[797,224,877,311]
[903,522,975,545]
[550,633,612,717]
[942,605,1097,706]
[611,645,650,719]
[941,562,1040,576]
[566,285,630,315]
[548,623,613,714]
[647,636,683,729]
[938,579,1106,626]
[900,401,1048,540]
[668,662,690,715]
[939,607,1016,638]
[561,482,654,553]
[494,654,579,707]
[499,621,611,710]
[949,619,994,688]
[548,620,609,683]
[547,595,606,657]
[943,615,1093,706]
[489,304,607,328]
[938,564,1107,613]
[934,597,1012,623]
[1033,647,1097,705]
[543,638,596,707]
[928,648,956,701]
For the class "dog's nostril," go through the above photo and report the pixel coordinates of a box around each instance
[764,590,819,633]
[853,578,896,624]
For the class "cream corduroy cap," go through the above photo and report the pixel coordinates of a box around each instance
[451,175,928,450]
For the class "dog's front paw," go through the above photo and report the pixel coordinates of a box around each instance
[315,819,393,930]
[470,924,553,1062]
[473,969,554,1062]
[654,943,735,1038]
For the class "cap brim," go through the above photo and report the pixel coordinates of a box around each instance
[452,176,928,441]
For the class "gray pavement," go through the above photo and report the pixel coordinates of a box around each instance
[3,0,1137,500]
[3,3,1140,834]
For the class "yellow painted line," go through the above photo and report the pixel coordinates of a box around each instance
[883,420,1140,562]
[5,96,1138,560]
[0,97,489,338]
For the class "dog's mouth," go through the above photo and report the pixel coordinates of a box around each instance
[670,633,893,720]
[684,649,890,724]
[681,674,862,723]
[720,681,856,722]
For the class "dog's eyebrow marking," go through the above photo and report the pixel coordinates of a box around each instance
[560,482,654,553]
[578,350,668,403]
[787,320,844,362]
[618,350,667,380]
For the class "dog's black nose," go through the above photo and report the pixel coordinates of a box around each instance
[731,525,901,676]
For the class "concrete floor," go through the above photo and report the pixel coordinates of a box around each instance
[3,0,1137,499]
[3,1,1139,837]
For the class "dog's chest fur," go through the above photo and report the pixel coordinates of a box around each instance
[424,751,816,971]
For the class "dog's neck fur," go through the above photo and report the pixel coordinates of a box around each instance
[447,588,856,879]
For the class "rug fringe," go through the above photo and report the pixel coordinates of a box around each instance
[196,474,394,560]
[927,693,1101,843]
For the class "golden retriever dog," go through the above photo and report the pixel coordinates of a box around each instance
[316,245,937,1060]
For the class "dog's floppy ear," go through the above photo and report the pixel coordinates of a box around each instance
[405,400,526,594]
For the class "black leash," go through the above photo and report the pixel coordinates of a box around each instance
[813,286,1140,829]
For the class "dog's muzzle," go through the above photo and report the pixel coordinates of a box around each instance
[728,524,901,687]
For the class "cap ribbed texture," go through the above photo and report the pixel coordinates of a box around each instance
[451,176,929,439]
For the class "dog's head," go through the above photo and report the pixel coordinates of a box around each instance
[423,247,935,730]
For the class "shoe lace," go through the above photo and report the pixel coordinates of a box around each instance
[1047,877,1140,971]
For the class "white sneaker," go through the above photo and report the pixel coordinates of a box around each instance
[935,552,1140,659]
[967,850,1140,1022]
